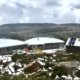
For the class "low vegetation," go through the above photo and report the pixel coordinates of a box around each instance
[10,51,80,75]
[0,52,77,79]
[1,23,80,41]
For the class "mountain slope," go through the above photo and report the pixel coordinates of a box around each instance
[0,23,80,40]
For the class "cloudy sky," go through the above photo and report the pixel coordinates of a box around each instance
[0,0,80,24]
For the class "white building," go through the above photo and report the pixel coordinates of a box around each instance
[25,37,64,54]
[66,37,80,53]
[0,38,26,54]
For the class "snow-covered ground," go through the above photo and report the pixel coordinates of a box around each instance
[0,54,80,80]
[0,55,12,63]
[0,55,24,75]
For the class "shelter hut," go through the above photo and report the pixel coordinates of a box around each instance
[66,37,80,53]
[0,38,26,54]
[25,37,64,54]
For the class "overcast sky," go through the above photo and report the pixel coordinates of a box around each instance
[0,0,80,24]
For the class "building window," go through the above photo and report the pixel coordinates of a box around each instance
[69,37,76,46]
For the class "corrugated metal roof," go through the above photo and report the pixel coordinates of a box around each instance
[25,37,64,45]
[0,38,25,48]
[66,37,80,47]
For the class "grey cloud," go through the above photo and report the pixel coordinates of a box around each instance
[45,0,61,7]
[69,0,80,9]
[0,5,22,16]
[73,4,80,9]
[25,8,45,23]
[0,0,80,24]
[0,2,23,24]
[57,10,76,24]
[15,2,27,9]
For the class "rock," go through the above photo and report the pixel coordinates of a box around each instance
[24,61,42,73]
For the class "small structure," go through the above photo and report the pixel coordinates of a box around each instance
[0,38,26,54]
[25,37,64,54]
[66,37,80,53]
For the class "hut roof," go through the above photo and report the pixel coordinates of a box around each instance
[25,37,64,45]
[66,37,80,47]
[0,38,25,48]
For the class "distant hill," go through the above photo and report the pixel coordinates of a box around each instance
[0,23,80,41]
